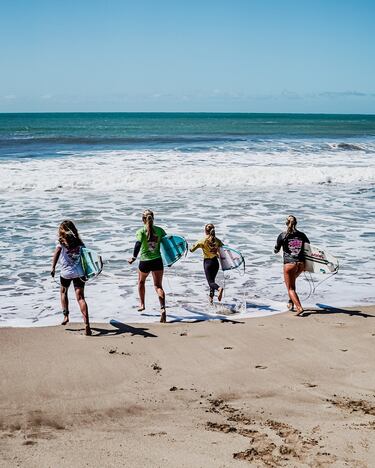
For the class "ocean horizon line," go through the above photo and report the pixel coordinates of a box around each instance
[1,111,375,117]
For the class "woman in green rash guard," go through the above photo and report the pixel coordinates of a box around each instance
[128,210,167,323]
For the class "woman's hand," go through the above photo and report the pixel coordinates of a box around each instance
[128,257,136,264]
[51,246,61,278]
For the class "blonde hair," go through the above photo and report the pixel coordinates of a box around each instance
[142,209,155,241]
[285,215,297,235]
[205,223,217,250]
[58,220,83,248]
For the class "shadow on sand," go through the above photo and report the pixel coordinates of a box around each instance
[167,306,245,324]
[167,316,245,324]
[300,303,375,319]
[66,319,158,338]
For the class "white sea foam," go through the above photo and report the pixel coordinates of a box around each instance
[0,145,375,327]
[0,147,375,192]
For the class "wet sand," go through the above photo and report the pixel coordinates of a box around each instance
[1,306,374,467]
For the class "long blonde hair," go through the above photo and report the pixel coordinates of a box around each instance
[58,220,83,248]
[205,223,217,250]
[142,209,155,241]
[286,215,297,235]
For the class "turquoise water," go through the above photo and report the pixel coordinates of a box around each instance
[1,113,375,157]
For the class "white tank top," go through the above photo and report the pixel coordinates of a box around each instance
[59,244,85,279]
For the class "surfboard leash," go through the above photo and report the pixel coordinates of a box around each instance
[311,266,340,295]
[303,261,340,300]
[303,271,315,300]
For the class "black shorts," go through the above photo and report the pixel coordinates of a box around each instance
[283,258,305,265]
[283,253,305,264]
[138,258,164,273]
[60,276,86,288]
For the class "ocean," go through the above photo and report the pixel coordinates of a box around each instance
[1,112,375,326]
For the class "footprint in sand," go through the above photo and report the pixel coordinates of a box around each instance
[151,363,162,374]
[313,451,338,465]
[255,365,268,370]
[23,440,37,446]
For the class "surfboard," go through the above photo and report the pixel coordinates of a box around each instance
[219,245,245,271]
[303,243,339,274]
[160,235,188,267]
[81,247,103,280]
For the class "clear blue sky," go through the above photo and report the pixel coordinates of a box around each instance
[1,0,374,113]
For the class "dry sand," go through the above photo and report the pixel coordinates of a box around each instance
[0,306,374,467]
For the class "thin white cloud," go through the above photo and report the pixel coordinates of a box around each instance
[318,91,372,98]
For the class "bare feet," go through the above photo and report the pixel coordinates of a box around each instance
[217,287,224,302]
[287,300,294,311]
[160,308,166,323]
[85,324,92,336]
[138,305,145,312]
[61,311,69,326]
[209,296,214,305]
[295,308,304,316]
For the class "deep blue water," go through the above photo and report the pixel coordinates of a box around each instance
[1,112,375,158]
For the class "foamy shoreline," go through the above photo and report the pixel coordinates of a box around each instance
[2,138,375,323]
[1,305,374,467]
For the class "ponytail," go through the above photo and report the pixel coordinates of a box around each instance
[205,223,217,250]
[286,215,297,235]
[142,209,155,241]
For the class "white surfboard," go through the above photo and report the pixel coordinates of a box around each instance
[219,245,245,271]
[303,243,339,274]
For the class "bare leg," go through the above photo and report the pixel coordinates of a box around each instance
[138,270,149,311]
[75,286,91,335]
[283,263,304,314]
[296,261,305,279]
[152,269,166,322]
[60,285,69,325]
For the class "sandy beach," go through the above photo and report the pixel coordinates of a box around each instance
[0,306,374,467]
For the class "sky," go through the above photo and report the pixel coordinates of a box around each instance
[1,0,374,113]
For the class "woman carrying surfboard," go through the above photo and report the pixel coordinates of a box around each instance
[128,210,167,323]
[190,224,224,304]
[51,220,92,336]
[274,215,310,316]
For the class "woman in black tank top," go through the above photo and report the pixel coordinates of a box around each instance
[274,215,310,315]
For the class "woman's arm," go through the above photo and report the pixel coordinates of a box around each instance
[274,233,284,254]
[128,241,141,264]
[189,241,202,253]
[51,245,62,277]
